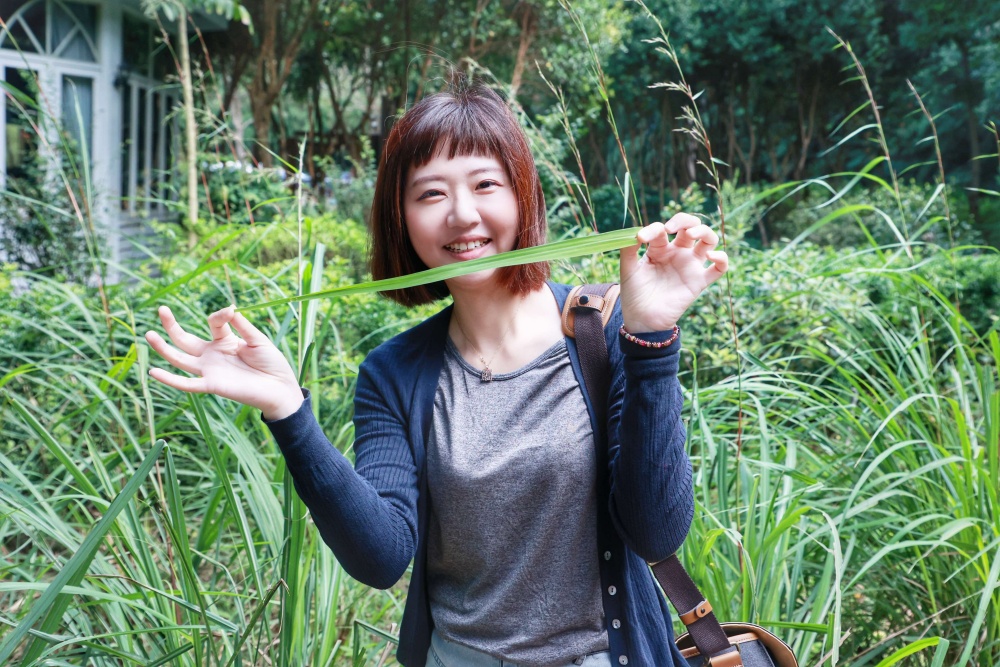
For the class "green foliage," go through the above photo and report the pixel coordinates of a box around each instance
[2,1,999,664]
[197,161,291,225]
[763,180,980,249]
[0,214,419,666]
[0,167,93,281]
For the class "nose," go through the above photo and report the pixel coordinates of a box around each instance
[447,188,481,227]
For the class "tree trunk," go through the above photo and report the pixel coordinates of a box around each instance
[508,6,537,103]
[244,0,321,166]
[249,90,275,167]
[795,78,819,180]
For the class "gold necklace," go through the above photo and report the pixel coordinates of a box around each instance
[453,296,524,382]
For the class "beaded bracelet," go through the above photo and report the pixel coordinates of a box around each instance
[619,323,680,349]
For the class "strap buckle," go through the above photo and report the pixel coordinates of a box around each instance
[561,284,620,337]
[679,599,713,626]
[708,649,743,667]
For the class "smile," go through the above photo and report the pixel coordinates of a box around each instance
[444,239,491,253]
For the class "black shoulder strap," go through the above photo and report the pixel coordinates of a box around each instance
[565,283,618,426]
[568,284,740,666]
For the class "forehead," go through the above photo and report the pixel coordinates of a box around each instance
[408,148,505,180]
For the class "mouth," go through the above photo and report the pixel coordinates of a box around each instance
[444,238,492,254]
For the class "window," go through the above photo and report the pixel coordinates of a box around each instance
[1,0,98,62]
[51,1,97,61]
[119,12,178,216]
[121,13,173,81]
[3,66,41,185]
[61,74,92,166]
[0,0,45,53]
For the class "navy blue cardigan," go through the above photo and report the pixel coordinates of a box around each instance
[265,282,694,666]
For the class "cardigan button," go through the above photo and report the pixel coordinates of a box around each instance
[612,619,621,629]
[608,585,617,596]
[618,656,628,665]
[604,550,612,561]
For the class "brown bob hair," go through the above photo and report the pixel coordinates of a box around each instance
[369,85,549,306]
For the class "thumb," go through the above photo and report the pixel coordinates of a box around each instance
[619,237,641,281]
[207,305,236,341]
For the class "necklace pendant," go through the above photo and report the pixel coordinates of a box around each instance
[481,366,493,382]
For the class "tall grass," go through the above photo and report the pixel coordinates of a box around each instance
[2,4,999,667]
[0,236,413,664]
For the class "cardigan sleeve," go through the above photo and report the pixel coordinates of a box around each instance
[263,357,419,589]
[604,320,694,563]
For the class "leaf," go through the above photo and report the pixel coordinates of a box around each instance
[239,228,640,313]
[872,637,943,667]
[955,542,1000,667]
[820,123,878,157]
[0,441,167,665]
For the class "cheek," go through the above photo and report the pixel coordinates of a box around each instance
[403,208,438,262]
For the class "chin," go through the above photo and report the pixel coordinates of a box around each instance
[444,269,502,293]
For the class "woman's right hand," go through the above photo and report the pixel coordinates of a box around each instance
[145,305,304,421]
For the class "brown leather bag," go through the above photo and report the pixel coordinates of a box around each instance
[563,283,798,667]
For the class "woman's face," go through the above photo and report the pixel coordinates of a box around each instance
[403,150,519,291]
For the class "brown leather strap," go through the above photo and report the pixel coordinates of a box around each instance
[709,650,745,667]
[562,284,620,338]
[678,599,713,626]
[567,284,740,665]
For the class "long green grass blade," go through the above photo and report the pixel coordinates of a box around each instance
[956,542,1000,667]
[872,637,943,667]
[224,578,284,667]
[239,227,639,312]
[0,440,166,666]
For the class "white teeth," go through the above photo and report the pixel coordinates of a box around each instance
[446,239,488,252]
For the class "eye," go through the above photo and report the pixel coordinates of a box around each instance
[417,189,444,201]
[477,179,501,190]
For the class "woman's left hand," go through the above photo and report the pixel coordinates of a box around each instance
[619,213,729,333]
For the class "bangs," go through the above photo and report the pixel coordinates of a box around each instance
[403,100,509,169]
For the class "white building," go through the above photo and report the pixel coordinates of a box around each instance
[1,0,223,275]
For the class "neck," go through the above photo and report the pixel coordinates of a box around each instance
[447,279,564,376]
[449,281,527,347]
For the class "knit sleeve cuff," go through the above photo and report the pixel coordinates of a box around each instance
[260,388,332,468]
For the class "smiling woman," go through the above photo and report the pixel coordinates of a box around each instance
[369,86,549,307]
[146,83,728,667]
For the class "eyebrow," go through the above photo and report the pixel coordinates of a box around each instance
[409,167,504,189]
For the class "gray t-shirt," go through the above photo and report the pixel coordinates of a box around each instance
[426,337,609,666]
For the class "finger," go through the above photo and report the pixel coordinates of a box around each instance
[663,212,701,235]
[144,330,202,375]
[619,239,642,280]
[159,306,208,354]
[636,222,669,248]
[705,250,729,281]
[207,305,236,341]
[681,225,720,259]
[148,367,208,394]
[231,310,271,347]
[672,224,709,250]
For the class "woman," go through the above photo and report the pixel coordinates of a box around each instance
[146,85,728,667]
